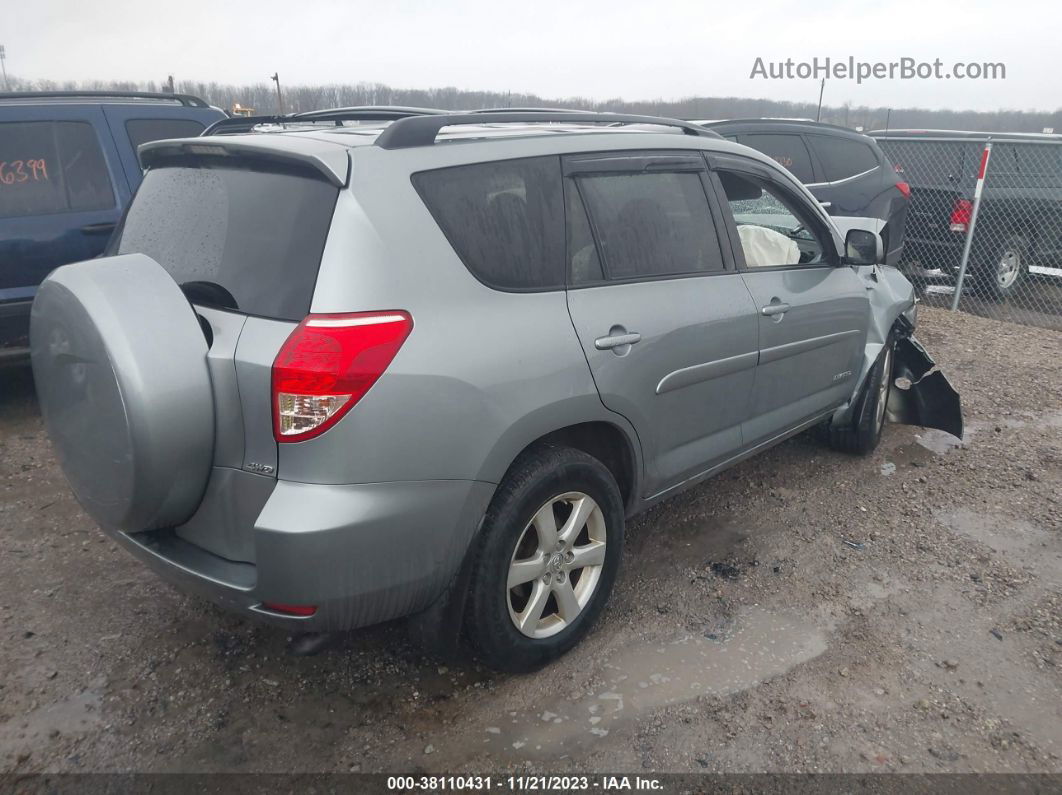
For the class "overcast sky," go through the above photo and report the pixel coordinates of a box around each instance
[8,0,1058,112]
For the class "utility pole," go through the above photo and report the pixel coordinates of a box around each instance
[815,78,825,122]
[885,108,892,132]
[0,45,9,92]
[270,72,284,115]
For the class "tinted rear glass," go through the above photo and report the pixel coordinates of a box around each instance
[807,135,879,182]
[412,156,565,290]
[0,121,115,218]
[115,159,338,320]
[125,119,206,156]
[739,134,815,182]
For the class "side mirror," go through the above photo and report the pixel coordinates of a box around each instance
[844,228,883,266]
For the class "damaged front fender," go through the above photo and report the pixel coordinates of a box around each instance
[887,336,964,439]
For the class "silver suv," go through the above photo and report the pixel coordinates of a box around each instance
[29,109,962,671]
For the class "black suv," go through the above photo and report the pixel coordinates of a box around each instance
[694,119,910,266]
[0,91,224,360]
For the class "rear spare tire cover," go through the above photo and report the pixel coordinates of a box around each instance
[30,254,215,532]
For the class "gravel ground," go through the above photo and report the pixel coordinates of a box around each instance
[0,306,1059,775]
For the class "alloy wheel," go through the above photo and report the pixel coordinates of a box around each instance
[506,492,607,639]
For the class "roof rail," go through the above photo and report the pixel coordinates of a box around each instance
[471,107,591,114]
[0,90,209,107]
[375,112,723,149]
[292,105,448,121]
[695,117,861,135]
[203,106,447,135]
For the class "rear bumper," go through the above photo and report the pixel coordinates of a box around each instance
[112,476,496,631]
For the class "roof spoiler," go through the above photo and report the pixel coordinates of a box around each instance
[139,137,351,187]
[374,112,723,149]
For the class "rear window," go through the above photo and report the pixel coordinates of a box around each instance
[739,134,815,183]
[0,121,115,219]
[115,159,338,321]
[412,156,565,290]
[125,119,206,155]
[807,135,879,182]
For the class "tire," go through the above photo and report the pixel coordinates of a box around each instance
[465,445,624,672]
[821,332,895,455]
[977,233,1028,301]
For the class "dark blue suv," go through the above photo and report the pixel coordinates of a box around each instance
[0,91,224,360]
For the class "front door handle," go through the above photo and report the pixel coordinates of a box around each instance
[761,302,791,316]
[595,331,641,350]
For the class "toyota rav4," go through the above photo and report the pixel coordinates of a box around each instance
[29,109,962,671]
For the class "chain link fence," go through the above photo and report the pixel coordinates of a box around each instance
[873,134,1062,330]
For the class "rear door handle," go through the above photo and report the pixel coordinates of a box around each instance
[761,303,791,316]
[595,332,642,350]
[80,222,117,235]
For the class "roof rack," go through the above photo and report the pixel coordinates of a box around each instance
[375,112,723,149]
[0,90,209,107]
[202,106,446,136]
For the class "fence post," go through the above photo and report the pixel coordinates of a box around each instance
[951,141,993,311]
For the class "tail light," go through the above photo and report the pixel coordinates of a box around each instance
[271,311,413,443]
[896,181,911,200]
[949,198,973,232]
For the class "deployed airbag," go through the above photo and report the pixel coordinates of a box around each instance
[737,224,800,267]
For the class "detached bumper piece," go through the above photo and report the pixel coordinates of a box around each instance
[889,336,964,439]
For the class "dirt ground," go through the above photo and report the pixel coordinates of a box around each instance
[0,306,1059,776]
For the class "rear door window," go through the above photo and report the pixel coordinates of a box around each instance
[412,156,565,290]
[115,159,338,320]
[738,134,815,182]
[576,170,725,280]
[807,135,879,182]
[0,121,116,218]
[567,184,604,284]
[125,119,206,153]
